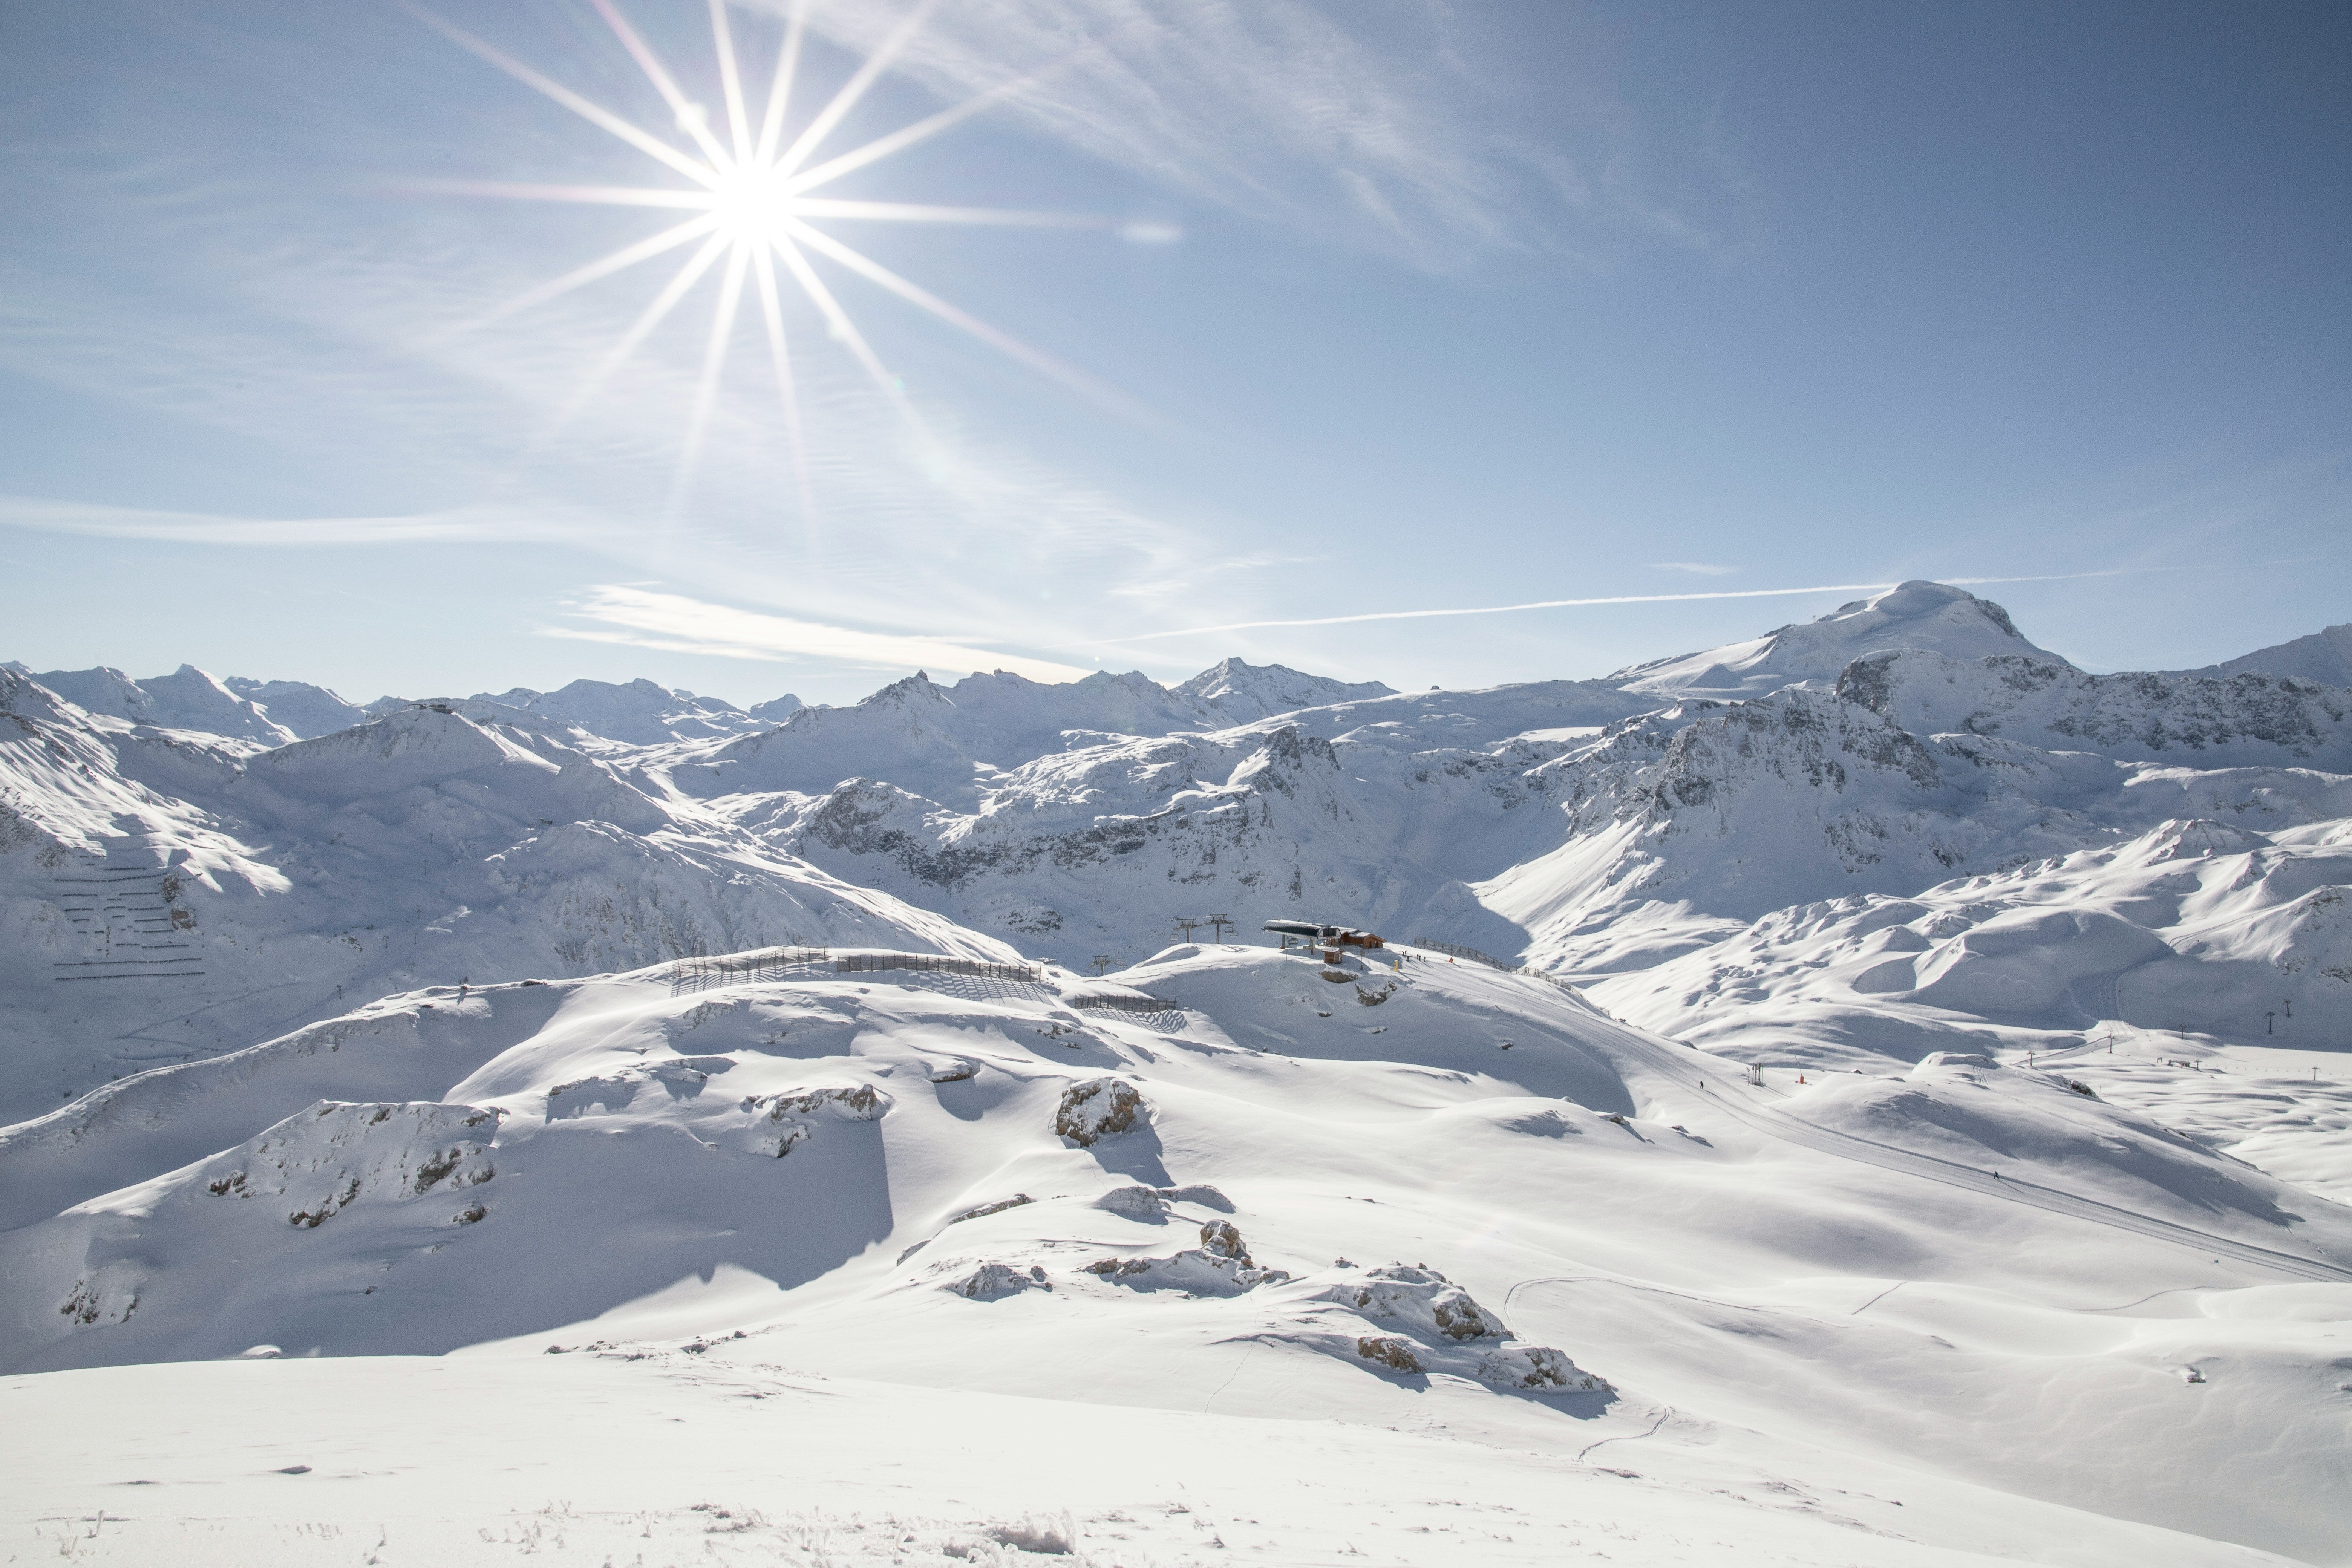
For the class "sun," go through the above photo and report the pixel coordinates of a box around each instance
[707,164,796,245]
[402,0,1118,514]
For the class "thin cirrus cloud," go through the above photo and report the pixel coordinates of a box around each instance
[786,0,1751,271]
[547,584,1093,682]
[0,494,610,547]
[1652,561,1739,576]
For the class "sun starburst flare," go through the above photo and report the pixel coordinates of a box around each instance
[400,0,1133,517]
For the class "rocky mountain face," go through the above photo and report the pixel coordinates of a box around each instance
[1838,649,2352,763]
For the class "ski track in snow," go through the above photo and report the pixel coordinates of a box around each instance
[5,586,2350,1566]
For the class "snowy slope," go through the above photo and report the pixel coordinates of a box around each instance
[744,657,2350,988]
[1610,580,2058,699]
[9,1353,2309,1568]
[745,674,1676,963]
[1481,665,2352,976]
[25,662,297,745]
[745,691,806,722]
[0,672,1008,1121]
[9,581,2352,1565]
[470,677,782,745]
[1589,811,2352,1063]
[12,587,2343,1100]
[773,723,1516,955]
[2176,622,2352,686]
[220,676,369,739]
[1172,656,1397,721]
[673,668,1235,809]
[4,943,2348,1562]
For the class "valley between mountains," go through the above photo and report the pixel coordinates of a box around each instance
[3,582,2349,1567]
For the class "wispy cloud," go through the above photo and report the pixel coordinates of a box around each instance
[0,494,608,546]
[0,0,1769,698]
[1101,548,1309,600]
[550,584,1093,682]
[776,0,1758,272]
[1652,561,1738,576]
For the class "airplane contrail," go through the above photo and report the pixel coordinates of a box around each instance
[1058,570,2142,648]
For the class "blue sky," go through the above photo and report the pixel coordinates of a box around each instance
[2,0,2345,706]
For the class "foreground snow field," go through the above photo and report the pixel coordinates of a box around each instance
[5,585,2349,1565]
[5,1348,2321,1568]
[5,946,2349,1565]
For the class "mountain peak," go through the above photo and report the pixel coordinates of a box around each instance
[1610,580,2055,701]
[1173,658,1395,723]
[864,671,952,707]
[456,676,770,745]
[32,662,296,744]
[222,677,367,740]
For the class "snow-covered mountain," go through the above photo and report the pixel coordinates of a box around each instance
[1481,656,2352,975]
[2174,621,2352,686]
[220,676,369,739]
[468,677,787,745]
[8,585,2350,1564]
[17,662,299,745]
[0,671,1005,1122]
[758,688,1642,960]
[1610,579,2057,699]
[12,589,2347,1096]
[673,667,1236,809]
[734,640,2347,998]
[745,691,807,723]
[1171,656,1397,721]
[1591,810,2352,1066]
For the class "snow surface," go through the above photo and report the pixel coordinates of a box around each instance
[6,583,2350,1565]
[23,662,297,745]
[2176,622,2352,688]
[6,944,2349,1563]
[469,677,788,746]
[221,676,370,740]
[0,672,1006,1122]
[11,1350,2306,1567]
[1609,580,2057,699]
[1171,656,1398,722]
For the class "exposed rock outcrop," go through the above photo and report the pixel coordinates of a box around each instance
[1311,1265,1610,1393]
[1055,1078,1146,1147]
[1083,1219,1290,1294]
